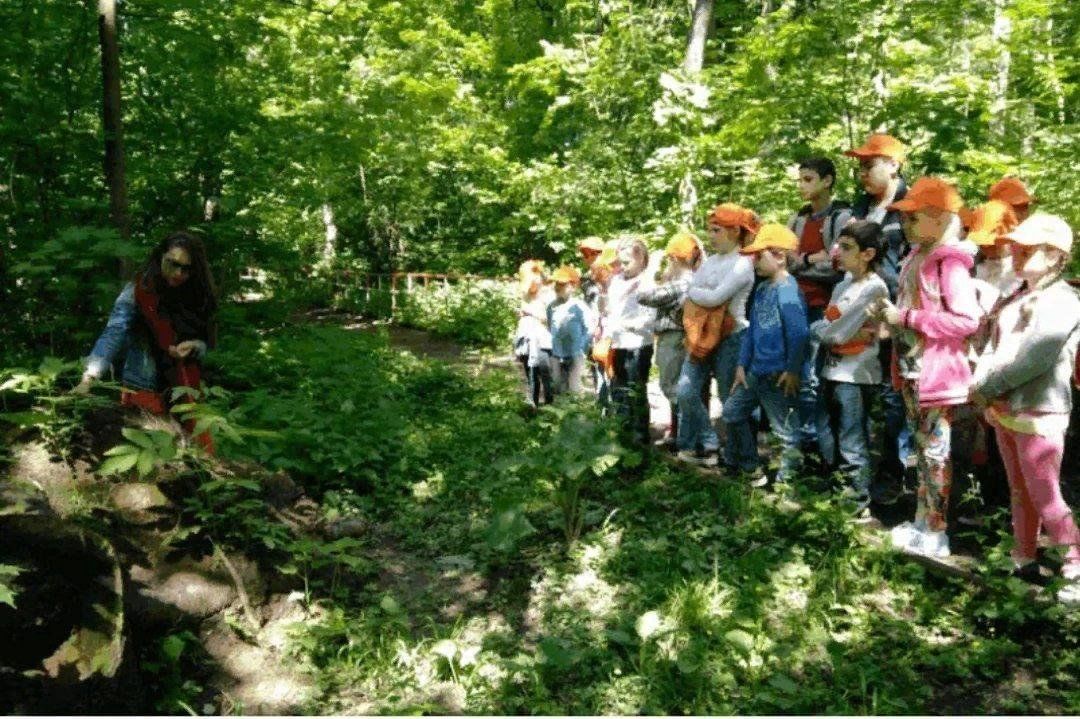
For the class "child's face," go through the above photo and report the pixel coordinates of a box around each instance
[797,169,831,201]
[752,248,785,277]
[619,245,645,278]
[837,236,874,273]
[906,208,953,246]
[706,223,739,253]
[1011,243,1063,282]
[580,249,600,266]
[858,156,897,195]
[555,281,572,300]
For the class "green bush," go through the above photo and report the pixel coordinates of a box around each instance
[398,279,518,348]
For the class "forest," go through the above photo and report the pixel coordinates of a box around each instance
[1,0,1079,714]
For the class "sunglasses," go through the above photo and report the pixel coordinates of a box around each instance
[163,257,193,274]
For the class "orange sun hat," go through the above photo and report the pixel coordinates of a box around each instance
[988,177,1034,208]
[844,133,906,162]
[963,200,1018,246]
[739,223,798,254]
[888,177,964,214]
[665,229,700,261]
[707,203,760,234]
[551,265,582,284]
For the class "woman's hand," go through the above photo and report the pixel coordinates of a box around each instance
[72,373,95,396]
[169,341,200,359]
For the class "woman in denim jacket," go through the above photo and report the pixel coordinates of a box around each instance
[76,231,218,450]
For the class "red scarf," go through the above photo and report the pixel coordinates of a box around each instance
[132,275,213,453]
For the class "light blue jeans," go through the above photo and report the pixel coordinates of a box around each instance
[675,329,744,454]
[722,371,801,482]
[818,380,874,497]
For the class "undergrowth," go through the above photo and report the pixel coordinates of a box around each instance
[202,306,1080,715]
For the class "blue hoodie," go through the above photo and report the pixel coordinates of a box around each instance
[739,274,809,376]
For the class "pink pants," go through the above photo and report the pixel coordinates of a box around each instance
[994,426,1080,566]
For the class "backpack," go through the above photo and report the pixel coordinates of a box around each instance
[789,201,850,288]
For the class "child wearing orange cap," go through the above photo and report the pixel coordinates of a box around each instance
[988,177,1034,223]
[674,203,759,466]
[638,229,703,448]
[870,177,982,558]
[723,224,810,486]
[513,260,555,407]
[845,132,913,504]
[546,265,593,396]
[971,213,1080,602]
[966,200,1022,301]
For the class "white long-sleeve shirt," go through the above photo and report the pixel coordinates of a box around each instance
[685,250,755,332]
[606,273,656,350]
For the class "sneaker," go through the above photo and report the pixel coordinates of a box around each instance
[1057,578,1080,605]
[889,521,922,549]
[676,450,718,468]
[904,528,951,559]
[747,468,769,488]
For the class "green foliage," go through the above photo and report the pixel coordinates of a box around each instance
[140,630,206,715]
[0,564,22,609]
[99,427,178,477]
[397,280,518,348]
[0,357,109,459]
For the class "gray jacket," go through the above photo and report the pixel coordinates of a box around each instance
[972,279,1080,416]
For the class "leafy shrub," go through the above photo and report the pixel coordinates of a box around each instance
[397,279,518,348]
[6,226,146,358]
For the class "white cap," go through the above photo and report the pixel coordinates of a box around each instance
[1005,212,1073,254]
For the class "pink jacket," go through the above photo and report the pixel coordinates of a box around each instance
[892,244,981,407]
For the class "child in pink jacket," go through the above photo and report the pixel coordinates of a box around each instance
[871,178,981,559]
[972,214,1080,603]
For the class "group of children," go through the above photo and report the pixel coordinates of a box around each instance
[512,133,1080,601]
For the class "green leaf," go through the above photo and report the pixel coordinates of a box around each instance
[136,450,156,477]
[99,452,139,476]
[121,428,155,449]
[724,629,755,655]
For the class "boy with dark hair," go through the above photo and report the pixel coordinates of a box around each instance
[845,133,912,505]
[788,156,852,460]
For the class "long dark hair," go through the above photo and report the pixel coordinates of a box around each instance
[138,231,218,346]
[140,231,218,317]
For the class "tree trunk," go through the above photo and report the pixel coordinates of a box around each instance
[97,0,129,242]
[680,0,713,226]
[683,0,713,73]
[988,0,1012,138]
[320,203,338,266]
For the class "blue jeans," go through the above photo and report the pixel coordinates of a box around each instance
[521,353,553,406]
[797,305,826,450]
[675,329,744,454]
[723,371,801,481]
[818,380,874,497]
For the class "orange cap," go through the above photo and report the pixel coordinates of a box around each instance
[887,177,964,214]
[988,177,1034,208]
[844,133,906,162]
[665,230,700,261]
[739,223,798,254]
[551,265,581,284]
[707,203,760,234]
[964,200,1018,246]
[577,236,605,253]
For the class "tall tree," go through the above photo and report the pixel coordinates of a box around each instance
[683,0,714,73]
[97,0,129,241]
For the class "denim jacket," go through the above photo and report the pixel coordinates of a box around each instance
[84,283,207,391]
